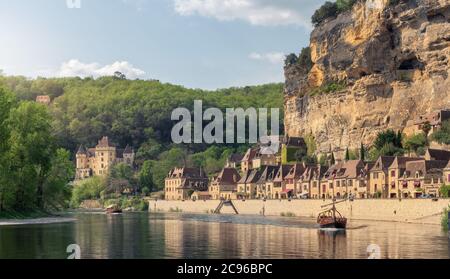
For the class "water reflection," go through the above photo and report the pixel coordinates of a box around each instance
[0,212,448,259]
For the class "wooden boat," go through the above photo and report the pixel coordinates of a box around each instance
[106,204,122,214]
[317,199,347,229]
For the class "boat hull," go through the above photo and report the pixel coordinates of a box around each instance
[318,217,347,229]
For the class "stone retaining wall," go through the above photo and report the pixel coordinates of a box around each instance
[149,199,450,225]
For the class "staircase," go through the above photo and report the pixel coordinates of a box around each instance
[214,200,239,215]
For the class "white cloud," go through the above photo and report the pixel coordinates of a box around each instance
[174,0,319,28]
[249,52,284,64]
[57,59,146,79]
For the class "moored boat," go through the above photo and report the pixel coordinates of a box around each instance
[317,199,348,229]
[106,204,122,214]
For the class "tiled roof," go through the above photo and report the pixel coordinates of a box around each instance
[228,153,244,163]
[404,160,448,178]
[274,165,293,182]
[123,144,133,154]
[237,170,251,184]
[168,167,208,179]
[370,156,396,172]
[247,169,262,183]
[77,145,87,155]
[426,149,450,161]
[257,166,279,184]
[214,168,241,185]
[96,136,115,148]
[283,136,306,147]
[242,148,258,162]
[285,163,308,180]
[389,156,422,169]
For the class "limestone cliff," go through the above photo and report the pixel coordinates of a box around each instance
[284,0,450,155]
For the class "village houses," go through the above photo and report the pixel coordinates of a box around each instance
[165,143,450,201]
[165,167,209,201]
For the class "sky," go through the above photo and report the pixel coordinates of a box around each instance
[0,0,324,89]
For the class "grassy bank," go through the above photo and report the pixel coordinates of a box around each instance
[0,209,55,220]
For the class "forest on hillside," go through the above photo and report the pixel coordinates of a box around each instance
[0,74,284,198]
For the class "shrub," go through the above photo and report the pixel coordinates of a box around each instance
[403,133,428,154]
[312,1,338,27]
[284,53,298,67]
[439,185,450,198]
[309,81,347,96]
[431,120,450,145]
[311,0,359,27]
[281,212,296,217]
[70,177,106,208]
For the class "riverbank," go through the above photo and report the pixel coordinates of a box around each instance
[149,199,450,225]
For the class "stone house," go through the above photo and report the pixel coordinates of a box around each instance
[284,163,308,198]
[399,160,448,198]
[368,156,396,198]
[301,165,329,199]
[225,153,244,169]
[241,148,258,173]
[237,169,261,199]
[35,95,51,105]
[271,165,293,199]
[387,157,423,199]
[323,160,366,199]
[255,166,278,199]
[208,168,241,200]
[165,167,209,201]
[405,110,450,136]
[252,149,278,170]
[76,136,135,180]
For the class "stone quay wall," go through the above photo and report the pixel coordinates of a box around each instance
[149,199,450,225]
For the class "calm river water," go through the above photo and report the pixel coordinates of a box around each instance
[0,212,449,259]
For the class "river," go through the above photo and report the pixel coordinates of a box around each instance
[0,212,448,259]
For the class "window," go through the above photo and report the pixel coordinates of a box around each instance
[348,180,353,187]
[391,171,396,177]
[448,174,450,182]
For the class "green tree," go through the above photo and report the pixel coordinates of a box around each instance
[336,0,357,12]
[359,143,365,161]
[330,152,336,166]
[71,177,106,207]
[432,120,450,145]
[345,148,350,161]
[374,129,403,150]
[43,149,75,209]
[7,102,55,209]
[403,133,428,154]
[440,185,450,198]
[139,161,154,193]
[311,1,338,26]
[284,53,298,67]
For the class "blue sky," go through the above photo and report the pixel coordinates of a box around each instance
[0,0,324,89]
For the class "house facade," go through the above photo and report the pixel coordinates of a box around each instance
[208,168,241,200]
[165,167,209,201]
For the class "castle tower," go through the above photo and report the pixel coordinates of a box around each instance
[95,136,116,176]
[76,145,91,179]
[123,145,135,166]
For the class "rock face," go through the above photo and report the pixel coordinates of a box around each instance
[284,0,450,155]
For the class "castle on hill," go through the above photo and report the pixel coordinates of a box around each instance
[75,136,135,180]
